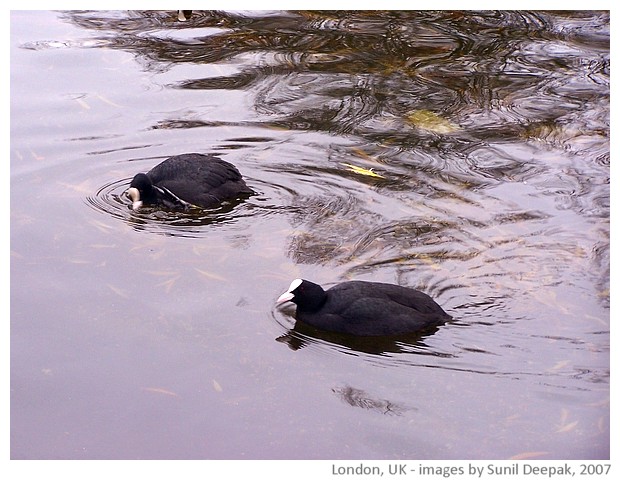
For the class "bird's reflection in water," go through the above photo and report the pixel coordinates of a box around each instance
[276,318,444,357]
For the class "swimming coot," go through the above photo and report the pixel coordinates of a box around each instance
[276,279,451,336]
[127,153,253,210]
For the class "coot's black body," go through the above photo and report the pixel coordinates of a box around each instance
[128,153,253,210]
[276,279,451,336]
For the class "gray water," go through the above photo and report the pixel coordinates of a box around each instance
[10,10,609,460]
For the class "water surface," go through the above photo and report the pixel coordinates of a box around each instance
[10,10,609,460]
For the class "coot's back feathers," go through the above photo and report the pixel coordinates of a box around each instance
[277,279,450,336]
[128,153,253,210]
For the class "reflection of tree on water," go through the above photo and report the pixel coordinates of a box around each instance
[59,10,607,139]
[284,190,453,267]
[65,9,609,306]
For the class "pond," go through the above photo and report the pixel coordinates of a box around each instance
[10,10,609,463]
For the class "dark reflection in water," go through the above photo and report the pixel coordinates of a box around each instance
[275,313,445,357]
[56,11,609,139]
[332,385,414,416]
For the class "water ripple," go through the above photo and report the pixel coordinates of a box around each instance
[85,177,261,238]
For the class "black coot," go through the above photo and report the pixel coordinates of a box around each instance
[127,153,253,210]
[276,278,451,336]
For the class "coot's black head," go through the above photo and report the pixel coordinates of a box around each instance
[276,279,327,312]
[127,173,153,210]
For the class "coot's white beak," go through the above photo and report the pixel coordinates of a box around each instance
[275,279,303,306]
[127,187,143,210]
[276,291,295,305]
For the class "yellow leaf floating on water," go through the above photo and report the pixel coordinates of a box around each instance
[108,284,130,299]
[194,268,228,282]
[58,180,94,194]
[212,379,223,392]
[95,93,123,108]
[143,387,179,397]
[556,420,578,433]
[74,96,90,110]
[29,148,45,161]
[341,163,385,178]
[88,219,116,233]
[156,276,180,293]
[556,408,578,433]
[406,109,458,134]
[548,360,570,371]
[509,451,550,460]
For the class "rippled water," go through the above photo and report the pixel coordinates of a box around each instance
[11,10,609,461]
